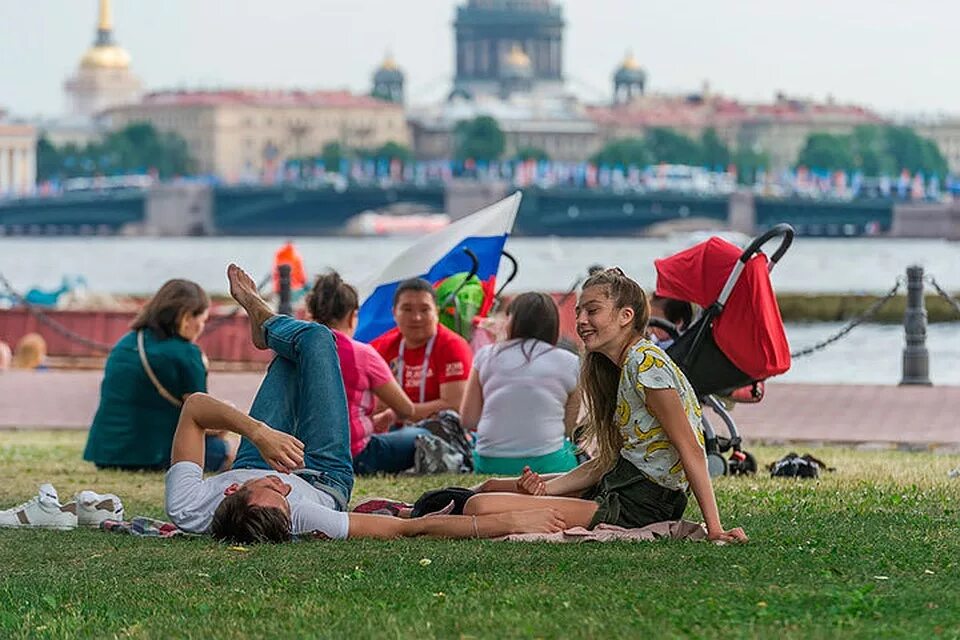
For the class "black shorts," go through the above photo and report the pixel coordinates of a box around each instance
[583,457,688,529]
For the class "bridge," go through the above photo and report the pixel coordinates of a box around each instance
[0,181,930,238]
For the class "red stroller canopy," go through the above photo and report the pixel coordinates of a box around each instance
[654,237,791,380]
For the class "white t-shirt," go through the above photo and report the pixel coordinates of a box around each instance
[164,462,349,539]
[473,339,580,457]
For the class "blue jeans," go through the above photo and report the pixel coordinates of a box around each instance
[353,427,431,475]
[232,316,353,509]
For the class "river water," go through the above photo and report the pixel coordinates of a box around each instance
[1,236,958,295]
[1,236,958,385]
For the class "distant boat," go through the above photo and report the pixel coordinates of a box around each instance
[344,212,451,236]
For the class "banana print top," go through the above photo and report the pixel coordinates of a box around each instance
[616,340,705,491]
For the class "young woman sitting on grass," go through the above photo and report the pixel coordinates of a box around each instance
[83,279,234,472]
[463,268,747,543]
[459,292,581,474]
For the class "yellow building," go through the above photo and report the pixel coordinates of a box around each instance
[101,90,410,180]
[63,0,142,119]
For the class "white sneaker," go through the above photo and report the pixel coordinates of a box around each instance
[0,484,78,530]
[72,490,124,527]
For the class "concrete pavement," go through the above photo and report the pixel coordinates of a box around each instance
[1,370,958,447]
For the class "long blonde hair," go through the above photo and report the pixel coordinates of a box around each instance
[578,268,650,471]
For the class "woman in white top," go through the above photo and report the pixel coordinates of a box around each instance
[460,292,581,474]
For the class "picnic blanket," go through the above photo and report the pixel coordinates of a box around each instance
[496,520,707,543]
[100,517,185,538]
[96,516,708,543]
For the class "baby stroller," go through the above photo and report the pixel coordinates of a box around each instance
[650,224,794,477]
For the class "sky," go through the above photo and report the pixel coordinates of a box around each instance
[1,0,957,118]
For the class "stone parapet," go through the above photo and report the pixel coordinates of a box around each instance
[892,201,960,240]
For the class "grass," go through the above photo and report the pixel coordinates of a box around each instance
[1,432,959,639]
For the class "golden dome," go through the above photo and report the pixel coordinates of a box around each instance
[80,44,131,69]
[78,0,131,69]
[620,51,642,71]
[505,44,531,68]
[380,53,398,71]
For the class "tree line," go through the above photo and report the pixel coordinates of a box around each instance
[37,123,194,181]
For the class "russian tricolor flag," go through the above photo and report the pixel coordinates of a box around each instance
[355,192,522,342]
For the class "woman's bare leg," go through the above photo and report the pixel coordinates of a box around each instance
[463,493,599,528]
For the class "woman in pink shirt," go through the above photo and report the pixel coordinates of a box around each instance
[306,272,424,474]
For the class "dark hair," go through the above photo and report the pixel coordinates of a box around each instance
[578,267,650,471]
[210,489,291,544]
[392,278,437,308]
[306,271,359,326]
[651,294,693,330]
[502,292,560,361]
[131,279,210,340]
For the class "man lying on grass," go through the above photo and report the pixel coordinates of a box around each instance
[164,264,566,543]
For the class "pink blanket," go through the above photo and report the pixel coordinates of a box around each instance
[496,520,707,543]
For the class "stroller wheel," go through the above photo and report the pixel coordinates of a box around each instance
[706,452,728,478]
[728,450,758,476]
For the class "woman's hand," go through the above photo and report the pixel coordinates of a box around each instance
[707,526,749,543]
[516,466,547,496]
[372,409,397,433]
[253,422,305,473]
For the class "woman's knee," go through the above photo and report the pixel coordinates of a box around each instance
[463,494,488,516]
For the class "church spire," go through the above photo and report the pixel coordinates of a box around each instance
[95,0,115,46]
[98,0,113,31]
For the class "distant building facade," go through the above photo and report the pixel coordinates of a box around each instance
[453,0,564,99]
[0,111,37,196]
[589,79,884,171]
[913,118,960,175]
[410,0,598,162]
[101,90,409,180]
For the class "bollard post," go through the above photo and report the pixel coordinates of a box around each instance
[900,265,932,386]
[277,264,293,316]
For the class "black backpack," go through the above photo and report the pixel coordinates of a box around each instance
[410,487,476,517]
[769,452,834,478]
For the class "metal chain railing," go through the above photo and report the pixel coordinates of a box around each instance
[0,272,115,352]
[790,277,903,359]
[926,275,960,316]
[0,271,273,353]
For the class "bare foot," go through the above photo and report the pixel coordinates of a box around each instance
[227,263,273,349]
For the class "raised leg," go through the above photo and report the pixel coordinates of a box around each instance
[228,265,353,505]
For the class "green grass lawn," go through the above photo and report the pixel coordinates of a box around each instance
[1,431,958,639]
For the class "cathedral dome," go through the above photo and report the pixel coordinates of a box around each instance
[373,53,404,83]
[614,52,646,84]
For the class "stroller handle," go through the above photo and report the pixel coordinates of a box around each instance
[739,224,794,271]
[495,250,519,298]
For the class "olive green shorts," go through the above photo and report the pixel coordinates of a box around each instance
[583,457,688,529]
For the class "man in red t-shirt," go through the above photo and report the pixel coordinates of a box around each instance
[370,278,473,428]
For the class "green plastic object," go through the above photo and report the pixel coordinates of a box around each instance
[435,273,485,339]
